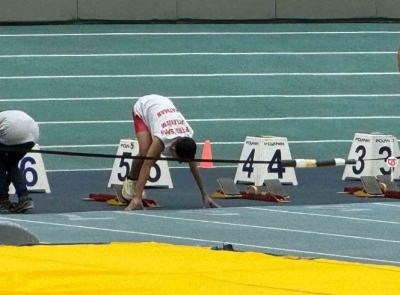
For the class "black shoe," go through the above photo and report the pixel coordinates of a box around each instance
[11,198,34,213]
[0,199,14,214]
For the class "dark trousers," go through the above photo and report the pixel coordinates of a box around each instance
[0,142,35,200]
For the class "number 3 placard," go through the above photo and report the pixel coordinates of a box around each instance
[342,133,400,180]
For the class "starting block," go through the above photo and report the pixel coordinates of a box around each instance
[377,175,400,200]
[212,178,290,203]
[340,175,400,198]
[377,175,398,192]
[85,184,161,208]
[263,179,288,198]
[212,178,242,198]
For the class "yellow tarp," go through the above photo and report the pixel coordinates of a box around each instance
[1,242,399,295]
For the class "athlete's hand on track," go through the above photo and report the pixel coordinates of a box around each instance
[202,195,220,209]
[125,198,145,211]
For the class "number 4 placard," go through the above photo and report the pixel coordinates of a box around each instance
[234,136,298,186]
[9,144,51,194]
[107,139,173,188]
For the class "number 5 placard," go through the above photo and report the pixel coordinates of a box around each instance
[9,144,51,193]
[107,139,173,188]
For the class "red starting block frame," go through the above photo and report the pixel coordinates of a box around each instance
[212,178,290,203]
[87,193,115,202]
[341,175,400,199]
[86,193,161,208]
[84,184,161,209]
[240,186,290,203]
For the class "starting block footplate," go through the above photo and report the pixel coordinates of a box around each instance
[376,175,400,199]
[212,178,242,198]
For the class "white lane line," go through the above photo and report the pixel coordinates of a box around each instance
[41,144,119,148]
[0,216,398,265]
[34,116,400,124]
[0,51,396,58]
[38,140,351,149]
[115,212,400,244]
[0,72,398,79]
[0,31,399,37]
[243,207,400,225]
[372,203,400,208]
[60,213,115,221]
[1,94,399,102]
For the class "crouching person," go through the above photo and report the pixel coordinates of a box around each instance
[0,110,39,213]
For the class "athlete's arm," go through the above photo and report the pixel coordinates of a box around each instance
[126,136,164,210]
[189,161,207,196]
[188,161,219,208]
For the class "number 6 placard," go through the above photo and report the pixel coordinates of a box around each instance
[107,139,173,188]
[9,144,51,194]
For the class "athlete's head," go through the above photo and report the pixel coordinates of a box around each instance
[172,137,197,161]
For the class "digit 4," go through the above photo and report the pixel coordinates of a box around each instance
[242,149,255,178]
[267,149,285,179]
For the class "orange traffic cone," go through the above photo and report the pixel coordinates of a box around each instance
[199,140,214,168]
